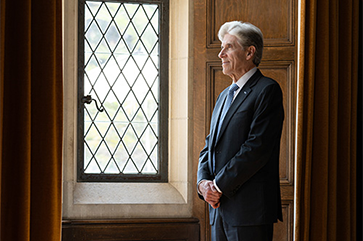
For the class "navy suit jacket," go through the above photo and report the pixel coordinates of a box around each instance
[197,69,284,226]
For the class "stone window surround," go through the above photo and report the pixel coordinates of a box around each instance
[62,0,194,219]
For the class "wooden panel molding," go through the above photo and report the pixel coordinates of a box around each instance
[62,218,200,241]
[194,1,297,240]
[273,201,293,241]
[206,0,295,48]
[259,61,295,185]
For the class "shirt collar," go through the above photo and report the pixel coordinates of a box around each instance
[234,67,257,89]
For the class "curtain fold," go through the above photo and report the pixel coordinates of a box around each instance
[0,0,63,240]
[0,0,5,237]
[295,0,358,240]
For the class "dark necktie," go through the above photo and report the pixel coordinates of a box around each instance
[216,83,239,139]
[213,83,239,173]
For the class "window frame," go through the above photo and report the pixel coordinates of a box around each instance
[77,0,169,182]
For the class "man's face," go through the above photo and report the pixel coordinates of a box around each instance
[218,33,249,81]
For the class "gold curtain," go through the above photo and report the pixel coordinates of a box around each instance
[295,0,359,240]
[0,0,63,240]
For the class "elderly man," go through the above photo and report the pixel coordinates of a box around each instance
[197,21,284,241]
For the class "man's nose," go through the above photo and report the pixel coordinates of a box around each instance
[218,49,225,58]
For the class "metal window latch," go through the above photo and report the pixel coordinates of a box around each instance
[82,95,104,112]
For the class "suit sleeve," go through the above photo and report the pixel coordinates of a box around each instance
[197,134,212,182]
[196,134,212,200]
[196,91,226,199]
[215,83,284,198]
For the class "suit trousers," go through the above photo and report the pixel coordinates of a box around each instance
[211,208,274,241]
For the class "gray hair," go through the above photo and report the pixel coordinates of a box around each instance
[218,21,264,67]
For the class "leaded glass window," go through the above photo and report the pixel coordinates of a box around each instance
[77,0,169,182]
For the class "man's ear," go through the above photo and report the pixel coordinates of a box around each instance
[246,46,256,60]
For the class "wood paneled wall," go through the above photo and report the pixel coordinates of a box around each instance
[62,219,200,241]
[62,0,297,240]
[192,0,297,240]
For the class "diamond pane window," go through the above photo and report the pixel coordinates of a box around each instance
[78,0,169,182]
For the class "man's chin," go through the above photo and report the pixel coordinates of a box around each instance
[222,70,231,76]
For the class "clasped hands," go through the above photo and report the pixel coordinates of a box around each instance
[199,180,222,209]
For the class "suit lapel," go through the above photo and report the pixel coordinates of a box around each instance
[210,89,228,148]
[214,70,263,146]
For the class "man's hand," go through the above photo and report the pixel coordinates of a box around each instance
[198,180,222,209]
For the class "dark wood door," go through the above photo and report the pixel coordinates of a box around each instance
[192,1,297,240]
